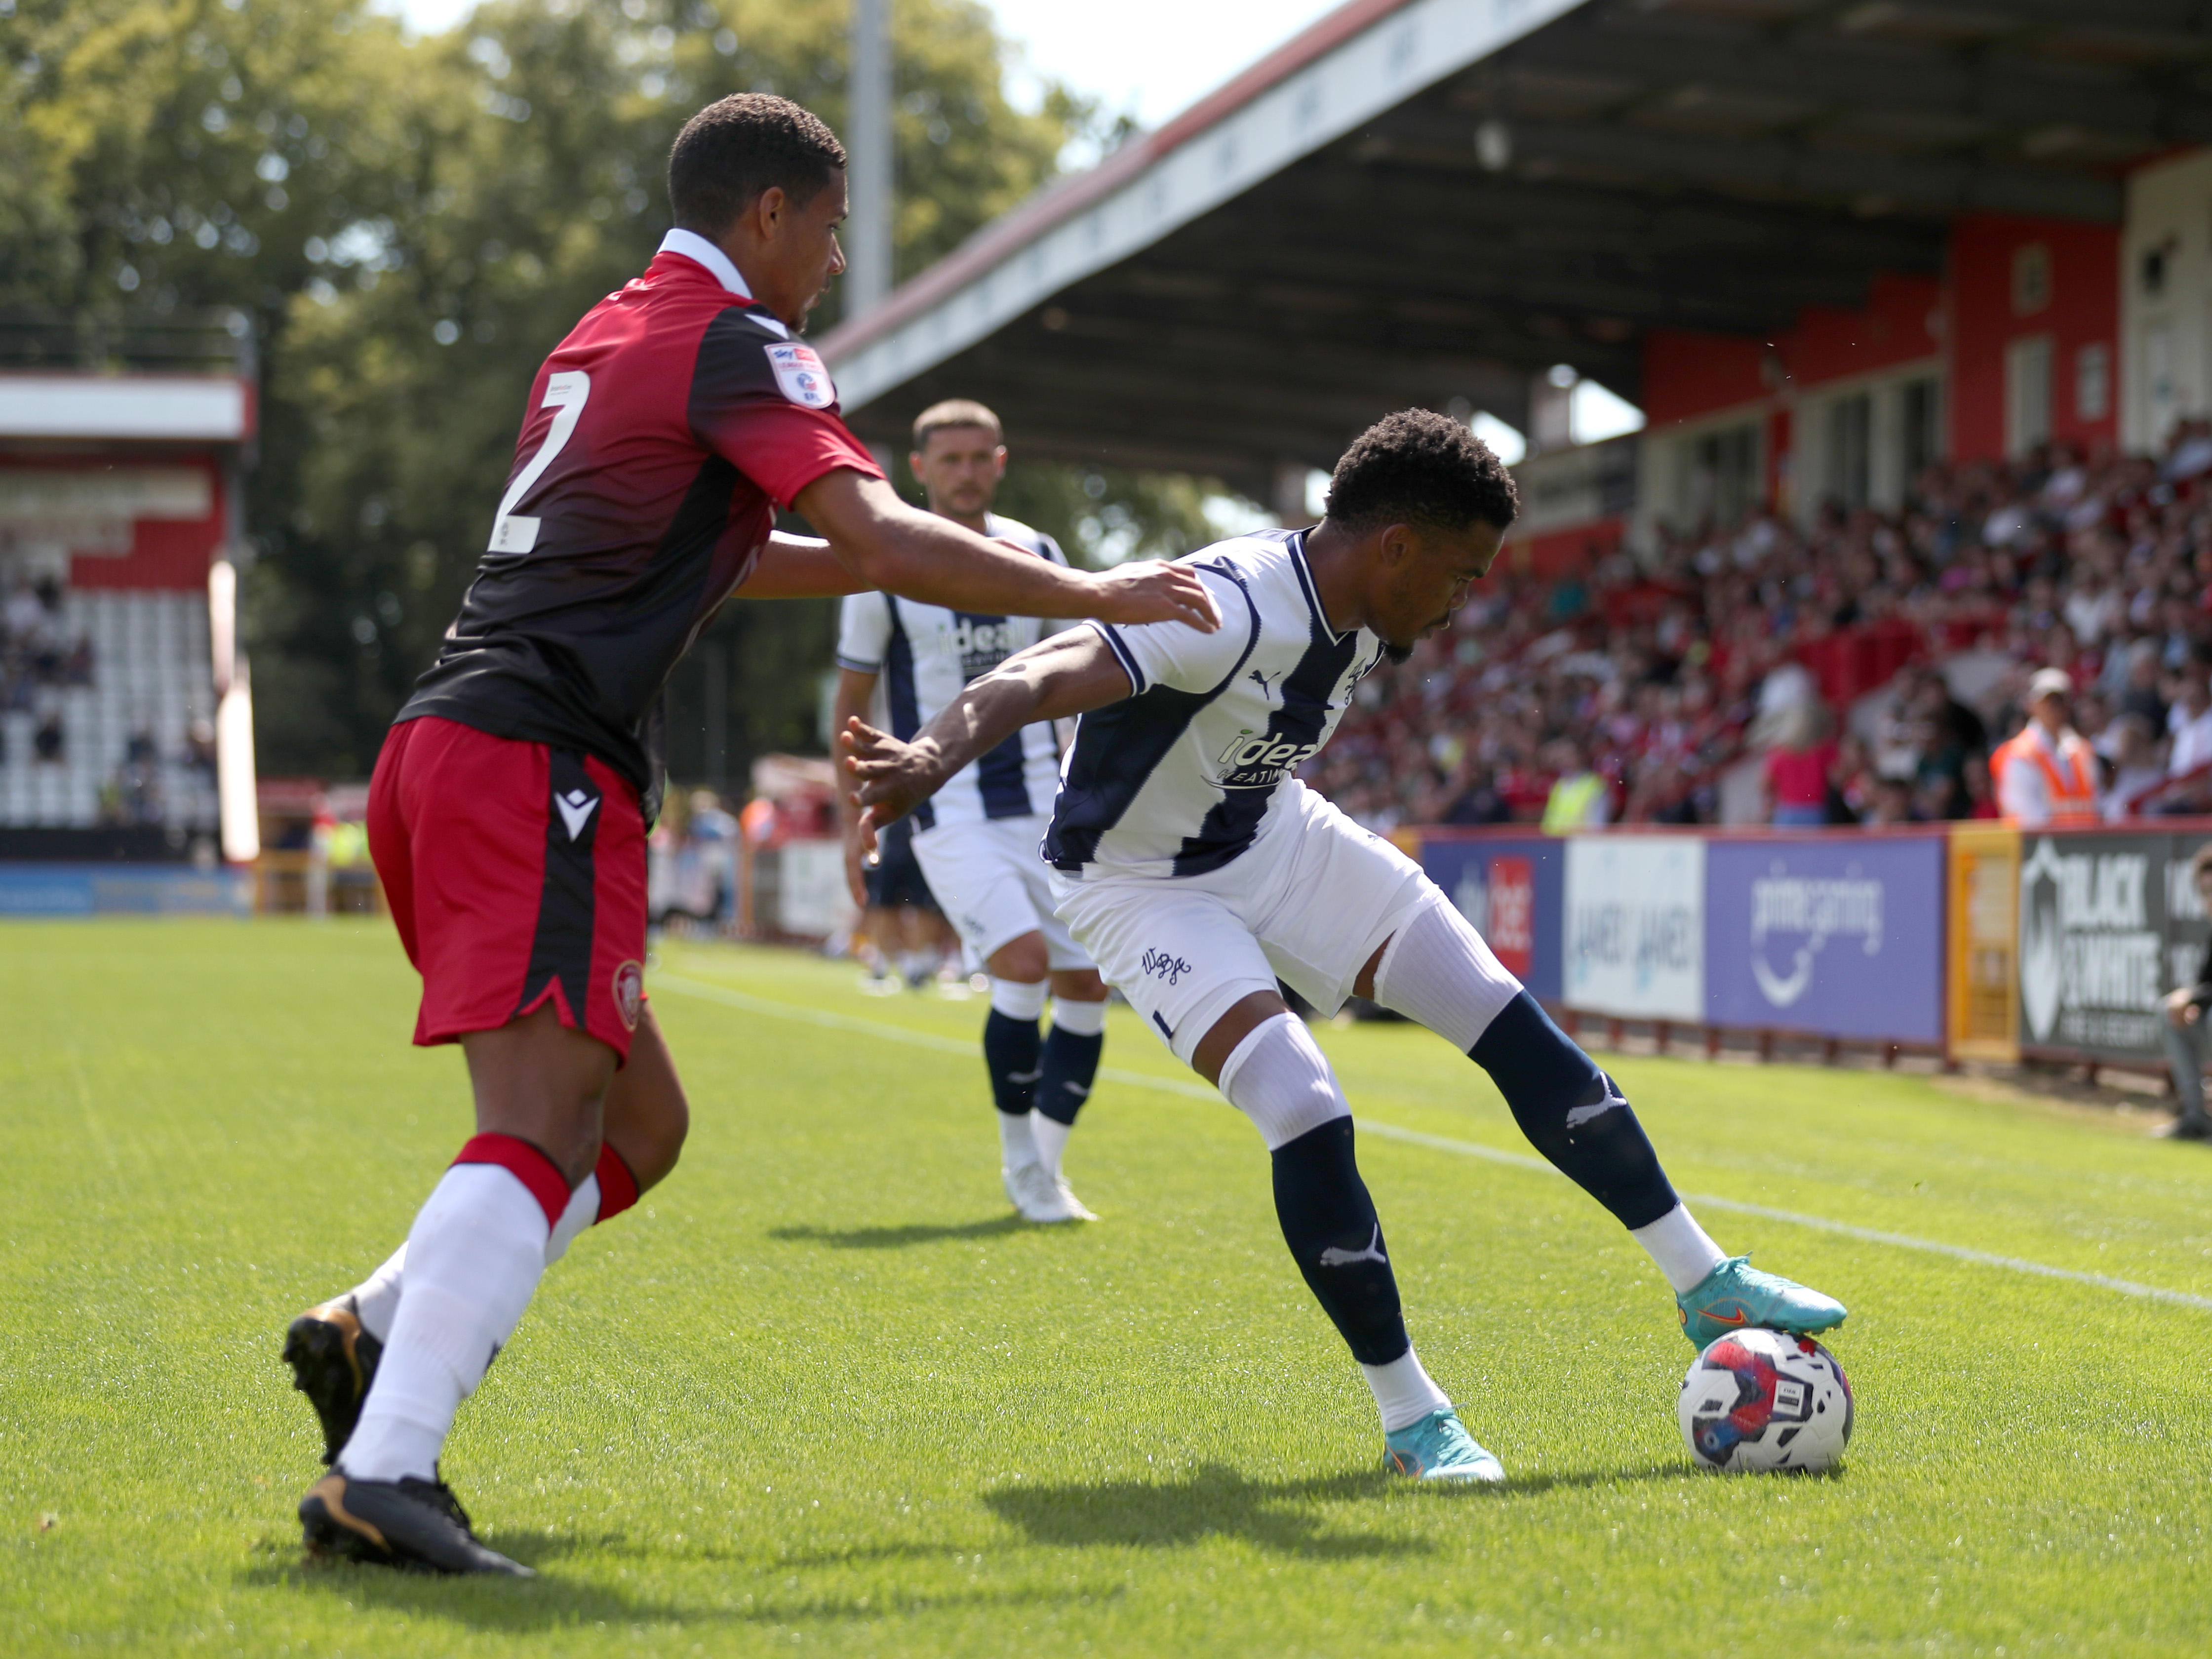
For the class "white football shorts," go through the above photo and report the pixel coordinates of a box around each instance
[911,813,1093,974]
[1050,782,1446,1066]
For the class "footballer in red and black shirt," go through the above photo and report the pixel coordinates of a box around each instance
[288,93,1220,1576]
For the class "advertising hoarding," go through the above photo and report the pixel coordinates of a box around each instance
[1948,825,2020,1062]
[2164,831,2212,1000]
[1417,833,1563,1003]
[1562,835,1704,1020]
[1704,835,1945,1044]
[2015,831,2172,1059]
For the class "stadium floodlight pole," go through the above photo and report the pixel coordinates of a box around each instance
[846,0,894,316]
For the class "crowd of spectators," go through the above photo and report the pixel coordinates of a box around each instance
[1309,421,2212,831]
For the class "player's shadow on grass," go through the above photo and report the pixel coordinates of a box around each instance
[769,1217,1028,1249]
[243,1540,1088,1632]
[239,1547,685,1629]
[987,1464,1424,1558]
[987,1459,1701,1556]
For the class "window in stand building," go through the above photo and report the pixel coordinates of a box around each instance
[2143,322,2177,443]
[2075,342,2110,424]
[1825,392,1872,512]
[2006,334,2053,457]
[1677,421,1760,528]
[1902,376,1942,475]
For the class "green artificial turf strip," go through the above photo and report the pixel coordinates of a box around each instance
[1,919,2207,1657]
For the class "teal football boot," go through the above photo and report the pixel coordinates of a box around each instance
[1677,1254,1847,1349]
[1382,1408,1505,1483]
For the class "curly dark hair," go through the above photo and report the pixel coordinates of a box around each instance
[668,94,847,236]
[1323,408,1520,534]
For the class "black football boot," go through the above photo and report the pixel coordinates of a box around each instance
[299,1468,531,1576]
[281,1296,383,1466]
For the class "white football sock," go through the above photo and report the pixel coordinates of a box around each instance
[336,1167,602,1343]
[1030,1113,1072,1180]
[339,1161,555,1483]
[997,1110,1039,1169]
[1216,1013,1350,1149]
[543,1173,600,1266]
[989,977,1050,1021]
[1048,995,1108,1036]
[1362,1345,1452,1433]
[1371,900,1525,1051]
[346,1243,408,1343]
[1631,1203,1729,1294]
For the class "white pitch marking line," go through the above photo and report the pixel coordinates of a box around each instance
[654,971,2212,1314]
[1354,1120,2212,1313]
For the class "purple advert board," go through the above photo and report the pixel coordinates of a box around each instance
[1702,833,1945,1044]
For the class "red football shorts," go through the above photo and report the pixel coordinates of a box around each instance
[367,715,648,1063]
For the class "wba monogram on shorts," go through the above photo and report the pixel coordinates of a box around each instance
[1140,947,1192,986]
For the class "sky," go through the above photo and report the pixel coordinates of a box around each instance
[382,0,1644,448]
[385,0,1346,132]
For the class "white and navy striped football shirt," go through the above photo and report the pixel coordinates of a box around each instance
[835,514,1071,834]
[1046,528,1386,880]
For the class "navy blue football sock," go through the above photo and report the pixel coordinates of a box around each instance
[1033,1027,1102,1127]
[1469,992,1678,1230]
[981,1008,1042,1117]
[1270,1118,1410,1367]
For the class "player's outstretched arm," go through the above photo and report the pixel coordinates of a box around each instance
[729,532,868,598]
[794,469,1219,632]
[842,629,1133,850]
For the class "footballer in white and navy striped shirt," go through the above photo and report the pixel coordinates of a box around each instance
[845,409,1848,1482]
[832,399,1110,1225]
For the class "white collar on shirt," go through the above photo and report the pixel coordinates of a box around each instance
[656,229,791,338]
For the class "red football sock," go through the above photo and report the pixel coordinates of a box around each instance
[593,1142,639,1223]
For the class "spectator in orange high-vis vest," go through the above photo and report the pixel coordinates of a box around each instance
[1994,667,2099,828]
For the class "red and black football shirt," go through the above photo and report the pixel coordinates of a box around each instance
[398,231,882,814]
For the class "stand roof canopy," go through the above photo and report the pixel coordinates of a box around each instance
[818,0,2212,498]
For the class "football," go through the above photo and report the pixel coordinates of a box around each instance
[1679,1329,1855,1473]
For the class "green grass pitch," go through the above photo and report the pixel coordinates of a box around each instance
[4,919,2211,1656]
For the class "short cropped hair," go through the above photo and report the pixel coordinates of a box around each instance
[1324,408,1519,535]
[912,398,1003,452]
[668,94,846,236]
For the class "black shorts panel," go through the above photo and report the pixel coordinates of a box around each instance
[866,847,938,911]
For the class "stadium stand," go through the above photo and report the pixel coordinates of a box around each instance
[0,308,254,870]
[0,580,218,832]
[1316,425,2212,831]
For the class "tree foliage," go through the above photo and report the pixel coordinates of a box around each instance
[3,0,1228,782]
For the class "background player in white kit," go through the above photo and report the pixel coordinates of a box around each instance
[846,410,1848,1480]
[833,399,1110,1224]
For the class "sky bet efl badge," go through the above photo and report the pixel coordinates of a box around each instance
[765,342,835,408]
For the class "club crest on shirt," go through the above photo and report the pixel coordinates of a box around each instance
[764,342,835,408]
[612,959,644,1032]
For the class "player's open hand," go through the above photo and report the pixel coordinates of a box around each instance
[1084,559,1221,632]
[839,716,936,853]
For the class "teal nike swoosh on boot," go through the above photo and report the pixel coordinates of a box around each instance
[1677,1254,1847,1349]
[1382,1407,1505,1483]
